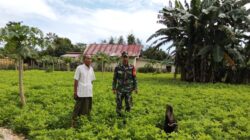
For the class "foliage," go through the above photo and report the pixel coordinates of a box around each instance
[0,70,249,139]
[0,21,45,106]
[73,43,86,52]
[142,46,170,61]
[42,33,85,57]
[137,63,156,73]
[0,48,7,58]
[92,52,112,71]
[148,0,250,83]
[108,36,115,45]
[117,36,125,45]
[100,34,142,45]
[127,34,136,45]
[0,22,44,59]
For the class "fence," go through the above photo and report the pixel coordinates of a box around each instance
[0,58,16,69]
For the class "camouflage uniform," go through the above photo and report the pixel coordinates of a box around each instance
[112,60,137,115]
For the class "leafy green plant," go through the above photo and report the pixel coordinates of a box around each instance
[0,70,249,139]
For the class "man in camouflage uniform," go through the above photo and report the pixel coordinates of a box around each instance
[112,51,138,116]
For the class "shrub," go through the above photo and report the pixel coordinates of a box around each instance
[138,64,156,73]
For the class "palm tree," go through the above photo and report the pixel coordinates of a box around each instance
[41,55,50,70]
[93,52,110,80]
[57,58,64,70]
[110,56,120,71]
[0,22,44,107]
[63,57,73,71]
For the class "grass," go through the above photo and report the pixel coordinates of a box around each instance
[0,70,249,139]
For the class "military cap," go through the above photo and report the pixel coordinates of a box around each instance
[121,51,128,57]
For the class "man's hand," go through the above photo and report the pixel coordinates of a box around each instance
[112,89,117,94]
[74,93,78,100]
[133,89,138,94]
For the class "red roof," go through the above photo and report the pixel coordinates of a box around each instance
[83,44,142,57]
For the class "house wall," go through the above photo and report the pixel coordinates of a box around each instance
[91,57,175,73]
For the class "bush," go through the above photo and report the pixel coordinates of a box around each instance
[138,64,156,73]
[45,66,54,73]
[0,71,249,139]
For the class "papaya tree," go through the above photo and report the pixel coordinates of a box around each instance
[0,22,44,107]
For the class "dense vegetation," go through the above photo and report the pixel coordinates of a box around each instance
[0,70,249,139]
[148,0,250,83]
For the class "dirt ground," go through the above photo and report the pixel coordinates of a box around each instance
[0,128,24,140]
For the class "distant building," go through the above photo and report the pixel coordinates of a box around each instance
[61,52,82,60]
[83,44,142,66]
[61,44,174,72]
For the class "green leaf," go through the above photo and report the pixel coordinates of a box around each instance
[198,46,211,56]
[212,45,224,62]
[218,13,226,18]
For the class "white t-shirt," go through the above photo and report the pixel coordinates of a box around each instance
[74,64,96,97]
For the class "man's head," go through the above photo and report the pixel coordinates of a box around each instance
[83,55,92,66]
[121,51,129,65]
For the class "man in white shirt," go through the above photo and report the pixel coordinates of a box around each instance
[72,55,95,127]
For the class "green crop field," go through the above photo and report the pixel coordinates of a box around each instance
[0,70,249,139]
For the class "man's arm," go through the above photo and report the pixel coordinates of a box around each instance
[73,67,80,99]
[74,80,78,99]
[132,66,138,93]
[112,67,118,94]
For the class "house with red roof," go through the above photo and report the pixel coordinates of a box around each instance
[61,44,173,72]
[83,44,142,67]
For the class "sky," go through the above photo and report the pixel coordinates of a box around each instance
[0,0,249,50]
[0,0,170,47]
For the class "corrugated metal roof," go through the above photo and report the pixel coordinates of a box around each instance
[61,54,80,58]
[83,44,142,57]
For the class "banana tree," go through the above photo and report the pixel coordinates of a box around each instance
[148,0,250,83]
[0,22,44,107]
[93,52,110,80]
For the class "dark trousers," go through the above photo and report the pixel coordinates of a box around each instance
[116,91,132,115]
[72,97,92,120]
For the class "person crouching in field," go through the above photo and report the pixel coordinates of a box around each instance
[112,51,138,116]
[71,55,96,127]
[164,104,178,133]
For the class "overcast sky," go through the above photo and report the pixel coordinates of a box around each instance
[0,0,169,45]
[0,0,249,49]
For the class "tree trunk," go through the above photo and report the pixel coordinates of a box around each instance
[67,63,70,71]
[52,62,54,71]
[192,62,196,82]
[210,66,215,83]
[102,60,104,80]
[31,60,34,69]
[15,62,18,71]
[180,66,186,81]
[174,65,178,80]
[18,59,25,107]
[43,62,45,70]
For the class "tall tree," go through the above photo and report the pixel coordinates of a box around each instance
[142,47,169,61]
[127,34,136,45]
[101,39,107,44]
[73,43,86,52]
[0,22,44,106]
[117,36,125,44]
[148,0,250,83]
[108,36,115,45]
[102,34,142,45]
[43,33,75,57]
[0,48,7,58]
